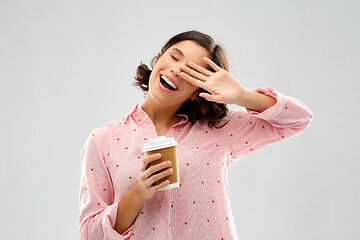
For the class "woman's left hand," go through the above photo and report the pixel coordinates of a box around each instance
[180,57,247,105]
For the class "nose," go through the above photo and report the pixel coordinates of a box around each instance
[170,68,180,78]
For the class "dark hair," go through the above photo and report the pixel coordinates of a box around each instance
[133,30,230,129]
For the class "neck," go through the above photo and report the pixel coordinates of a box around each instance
[141,99,182,130]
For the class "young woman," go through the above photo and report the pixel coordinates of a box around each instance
[79,30,313,239]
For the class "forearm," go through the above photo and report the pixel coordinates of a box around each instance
[114,183,146,235]
[237,88,277,113]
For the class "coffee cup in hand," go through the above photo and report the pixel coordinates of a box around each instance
[142,136,180,191]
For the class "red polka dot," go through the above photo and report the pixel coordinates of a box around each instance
[250,149,253,151]
[238,116,241,118]
[207,162,209,165]
[184,222,187,225]
[262,126,265,128]
[178,130,180,132]
[230,134,233,136]
[250,122,252,124]
[117,138,119,141]
[92,134,94,136]
[186,163,189,166]
[212,200,215,203]
[196,146,199,149]
[103,188,106,191]
[193,201,195,204]
[282,136,285,138]
[141,211,144,214]
[153,227,155,230]
[125,147,128,149]
[205,131,208,133]
[97,203,100,205]
[91,169,94,171]
[129,176,132,179]
[207,219,209,222]
[285,107,288,109]
[144,138,147,140]
[138,156,141,159]
[245,142,248,144]
[201,181,204,184]
[171,205,173,208]
[108,153,110,155]
[216,144,219,147]
[218,180,220,183]
[134,129,136,131]
[138,119,141,121]
[116,165,119,167]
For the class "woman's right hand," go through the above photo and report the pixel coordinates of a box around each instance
[135,153,173,202]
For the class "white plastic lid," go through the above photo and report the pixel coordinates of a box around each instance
[142,136,178,152]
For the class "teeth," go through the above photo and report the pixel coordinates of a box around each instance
[161,75,177,90]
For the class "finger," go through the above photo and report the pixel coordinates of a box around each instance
[203,57,222,72]
[155,180,169,191]
[187,61,213,77]
[179,72,207,90]
[180,65,207,82]
[141,153,161,171]
[199,92,224,103]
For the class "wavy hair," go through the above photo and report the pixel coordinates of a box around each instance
[133,30,230,129]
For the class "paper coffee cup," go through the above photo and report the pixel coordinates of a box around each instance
[142,136,180,191]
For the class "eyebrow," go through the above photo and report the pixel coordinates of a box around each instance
[171,48,184,57]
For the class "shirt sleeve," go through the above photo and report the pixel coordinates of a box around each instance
[79,128,135,240]
[225,86,314,168]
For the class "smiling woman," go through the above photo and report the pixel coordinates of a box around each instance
[133,30,231,129]
[79,30,313,240]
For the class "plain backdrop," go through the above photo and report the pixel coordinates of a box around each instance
[1,0,359,239]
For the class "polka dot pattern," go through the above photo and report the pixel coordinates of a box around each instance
[79,86,314,239]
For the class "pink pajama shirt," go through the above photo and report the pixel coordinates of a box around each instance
[79,86,314,240]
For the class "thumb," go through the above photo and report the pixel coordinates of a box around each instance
[199,92,223,103]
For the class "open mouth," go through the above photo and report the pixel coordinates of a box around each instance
[159,75,178,92]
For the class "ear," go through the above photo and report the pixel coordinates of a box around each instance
[154,51,163,67]
[190,92,200,101]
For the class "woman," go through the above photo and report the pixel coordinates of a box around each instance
[79,30,313,239]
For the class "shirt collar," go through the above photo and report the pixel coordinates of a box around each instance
[128,103,189,124]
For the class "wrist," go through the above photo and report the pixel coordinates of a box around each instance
[236,87,250,106]
[133,182,148,203]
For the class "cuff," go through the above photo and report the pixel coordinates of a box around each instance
[102,200,135,239]
[245,86,284,119]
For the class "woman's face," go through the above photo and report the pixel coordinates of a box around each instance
[147,40,211,107]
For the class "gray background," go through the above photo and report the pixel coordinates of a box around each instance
[1,0,359,239]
